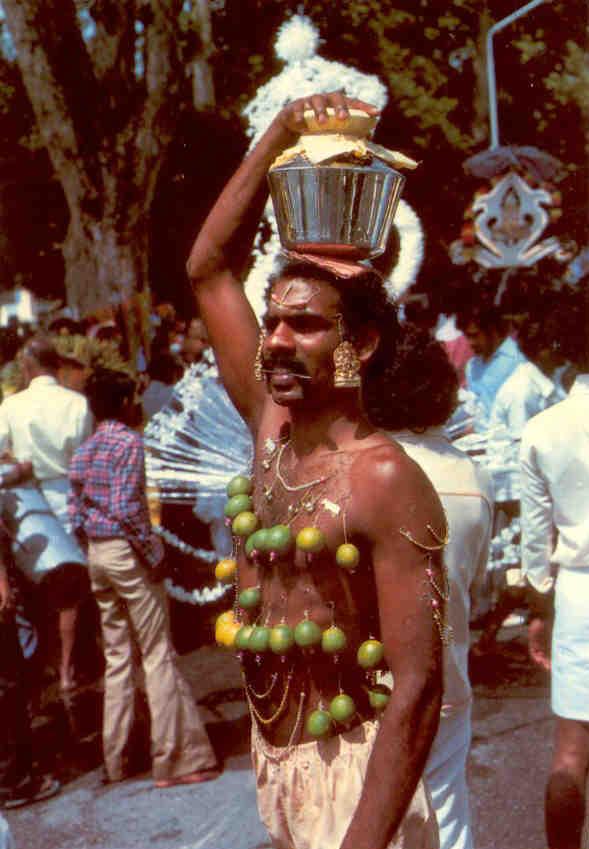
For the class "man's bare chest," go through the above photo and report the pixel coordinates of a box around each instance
[250,436,357,557]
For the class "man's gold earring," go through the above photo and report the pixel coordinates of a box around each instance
[254,329,267,382]
[333,315,361,389]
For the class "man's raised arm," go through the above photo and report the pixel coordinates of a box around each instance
[186,92,379,431]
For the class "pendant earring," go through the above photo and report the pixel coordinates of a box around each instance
[333,316,361,389]
[254,329,267,382]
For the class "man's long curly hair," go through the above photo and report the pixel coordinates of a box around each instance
[375,323,459,431]
[267,258,457,430]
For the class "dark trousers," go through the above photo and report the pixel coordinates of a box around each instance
[0,616,32,798]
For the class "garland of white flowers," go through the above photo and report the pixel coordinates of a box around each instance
[242,14,424,317]
[153,525,232,606]
[164,577,230,606]
[153,524,218,564]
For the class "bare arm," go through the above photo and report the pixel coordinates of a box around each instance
[341,447,445,849]
[186,92,379,432]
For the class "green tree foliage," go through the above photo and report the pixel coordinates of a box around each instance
[208,0,586,298]
[209,0,585,160]
[1,1,586,312]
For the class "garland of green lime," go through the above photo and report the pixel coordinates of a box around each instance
[213,473,391,737]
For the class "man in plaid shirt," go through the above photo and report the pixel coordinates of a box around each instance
[68,368,218,787]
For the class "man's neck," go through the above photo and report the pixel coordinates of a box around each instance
[286,396,371,457]
[482,335,504,362]
[27,370,55,385]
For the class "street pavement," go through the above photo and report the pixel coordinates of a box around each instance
[5,626,551,849]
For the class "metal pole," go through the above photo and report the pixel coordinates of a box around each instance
[486,0,547,149]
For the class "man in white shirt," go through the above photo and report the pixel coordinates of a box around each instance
[0,336,93,691]
[471,316,569,651]
[520,290,589,849]
[489,317,566,440]
[388,326,494,849]
[457,304,525,429]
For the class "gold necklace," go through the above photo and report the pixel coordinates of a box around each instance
[275,441,331,493]
[261,440,333,513]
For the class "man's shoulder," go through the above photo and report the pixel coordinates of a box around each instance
[113,425,144,456]
[351,434,438,505]
[520,400,581,466]
[349,435,445,542]
[70,430,96,465]
[105,422,141,444]
[351,433,412,479]
[522,396,570,440]
[0,387,27,411]
[498,336,524,361]
[50,383,90,409]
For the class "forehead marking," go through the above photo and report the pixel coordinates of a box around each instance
[270,279,324,310]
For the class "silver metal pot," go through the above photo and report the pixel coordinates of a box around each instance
[268,156,405,259]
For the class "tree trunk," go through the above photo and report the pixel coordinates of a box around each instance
[190,0,215,109]
[3,0,213,319]
[62,215,148,319]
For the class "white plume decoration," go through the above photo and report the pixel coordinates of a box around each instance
[243,15,387,148]
[275,15,321,64]
[387,199,425,300]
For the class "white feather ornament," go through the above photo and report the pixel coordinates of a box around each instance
[275,15,321,64]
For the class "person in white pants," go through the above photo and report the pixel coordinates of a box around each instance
[520,288,589,849]
[388,325,494,849]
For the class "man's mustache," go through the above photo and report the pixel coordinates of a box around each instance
[261,356,311,380]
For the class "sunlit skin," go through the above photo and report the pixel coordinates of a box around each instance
[187,91,445,849]
[235,275,399,745]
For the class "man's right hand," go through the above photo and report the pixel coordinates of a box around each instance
[528,616,552,671]
[272,91,380,138]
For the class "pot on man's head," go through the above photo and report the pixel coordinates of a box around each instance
[268,108,417,260]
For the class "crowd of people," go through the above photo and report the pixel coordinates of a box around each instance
[0,91,587,849]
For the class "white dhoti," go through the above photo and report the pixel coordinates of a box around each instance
[251,718,439,849]
[552,566,589,722]
[425,705,473,849]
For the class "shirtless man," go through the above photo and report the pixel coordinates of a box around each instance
[187,92,446,849]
